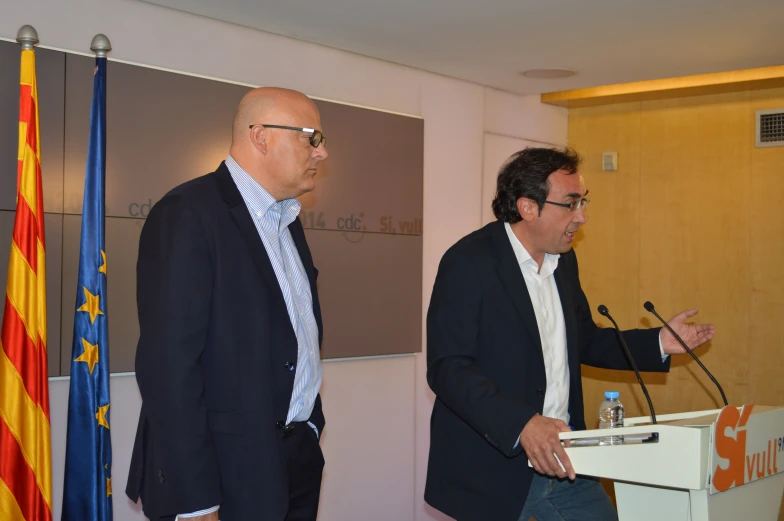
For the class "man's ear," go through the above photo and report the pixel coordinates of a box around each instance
[250,125,268,154]
[516,197,538,223]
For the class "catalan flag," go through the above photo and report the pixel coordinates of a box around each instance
[0,46,53,521]
[61,56,112,521]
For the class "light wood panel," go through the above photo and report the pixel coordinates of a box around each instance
[638,91,753,414]
[568,102,650,421]
[570,86,784,519]
[748,89,784,408]
[544,65,784,108]
[570,88,784,423]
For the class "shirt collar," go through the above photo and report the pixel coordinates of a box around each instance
[226,155,301,228]
[503,221,560,277]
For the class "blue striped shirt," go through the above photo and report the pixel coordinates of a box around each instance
[226,155,322,426]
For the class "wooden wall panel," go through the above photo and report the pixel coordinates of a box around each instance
[638,91,753,414]
[571,87,784,518]
[568,102,648,421]
[570,88,784,420]
[748,90,784,408]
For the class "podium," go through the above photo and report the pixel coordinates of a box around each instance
[558,405,784,521]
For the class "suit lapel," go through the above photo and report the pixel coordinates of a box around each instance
[490,222,542,353]
[213,163,287,306]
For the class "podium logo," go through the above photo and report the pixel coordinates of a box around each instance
[713,405,753,492]
[713,404,781,492]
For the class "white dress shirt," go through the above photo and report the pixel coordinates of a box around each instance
[503,223,669,446]
[504,222,571,425]
[227,156,322,426]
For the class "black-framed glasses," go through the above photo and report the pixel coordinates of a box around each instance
[249,124,327,148]
[544,197,590,212]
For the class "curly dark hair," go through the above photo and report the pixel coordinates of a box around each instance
[491,147,582,223]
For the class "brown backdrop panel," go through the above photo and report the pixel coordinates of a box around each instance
[23,53,424,373]
[63,54,248,217]
[301,101,424,235]
[305,229,422,359]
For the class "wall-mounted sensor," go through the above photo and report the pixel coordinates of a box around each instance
[602,152,618,171]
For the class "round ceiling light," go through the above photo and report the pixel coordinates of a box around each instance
[521,68,577,79]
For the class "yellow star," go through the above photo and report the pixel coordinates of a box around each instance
[77,286,104,324]
[95,404,110,429]
[106,477,112,497]
[98,250,107,276]
[74,338,99,374]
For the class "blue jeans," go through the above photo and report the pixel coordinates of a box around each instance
[518,474,618,521]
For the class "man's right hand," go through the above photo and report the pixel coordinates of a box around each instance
[520,414,576,480]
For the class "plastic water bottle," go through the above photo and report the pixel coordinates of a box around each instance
[598,391,624,445]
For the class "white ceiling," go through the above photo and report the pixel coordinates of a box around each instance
[142,0,784,95]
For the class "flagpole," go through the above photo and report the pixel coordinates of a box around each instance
[90,33,112,57]
[16,24,39,49]
[5,22,53,521]
[61,31,114,521]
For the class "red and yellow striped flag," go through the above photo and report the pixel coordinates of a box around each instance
[0,47,53,521]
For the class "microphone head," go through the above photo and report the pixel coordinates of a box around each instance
[597,304,609,316]
[643,301,654,312]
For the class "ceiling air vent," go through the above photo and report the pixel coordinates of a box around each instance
[756,109,784,148]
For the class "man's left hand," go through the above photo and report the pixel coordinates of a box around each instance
[661,308,715,355]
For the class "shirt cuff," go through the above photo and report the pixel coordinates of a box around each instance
[307,421,320,439]
[658,330,669,362]
[176,506,219,519]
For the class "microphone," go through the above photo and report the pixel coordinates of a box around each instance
[643,301,728,406]
[598,305,657,425]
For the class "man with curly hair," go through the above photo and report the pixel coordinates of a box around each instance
[424,147,715,521]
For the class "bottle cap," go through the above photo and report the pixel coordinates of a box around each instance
[604,391,620,399]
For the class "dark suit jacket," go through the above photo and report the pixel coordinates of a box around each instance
[424,220,669,521]
[126,162,325,521]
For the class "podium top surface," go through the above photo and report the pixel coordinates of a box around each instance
[623,405,781,428]
[555,405,784,492]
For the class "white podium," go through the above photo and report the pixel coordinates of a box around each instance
[558,405,784,521]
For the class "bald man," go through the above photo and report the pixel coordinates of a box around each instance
[126,88,329,521]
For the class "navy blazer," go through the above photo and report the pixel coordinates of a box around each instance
[424,220,668,521]
[126,162,325,521]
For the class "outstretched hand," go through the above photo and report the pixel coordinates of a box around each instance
[660,308,715,355]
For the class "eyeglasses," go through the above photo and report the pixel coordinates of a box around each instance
[249,124,327,148]
[544,197,590,212]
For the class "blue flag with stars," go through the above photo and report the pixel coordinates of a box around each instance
[62,56,112,521]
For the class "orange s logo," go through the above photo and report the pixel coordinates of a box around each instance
[713,405,754,492]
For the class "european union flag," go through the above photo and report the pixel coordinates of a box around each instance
[61,56,112,521]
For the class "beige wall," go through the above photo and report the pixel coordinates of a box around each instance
[569,86,784,449]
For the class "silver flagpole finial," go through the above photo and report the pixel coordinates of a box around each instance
[16,25,39,50]
[90,34,112,58]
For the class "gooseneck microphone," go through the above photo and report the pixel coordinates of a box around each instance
[598,305,657,425]
[643,301,728,407]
